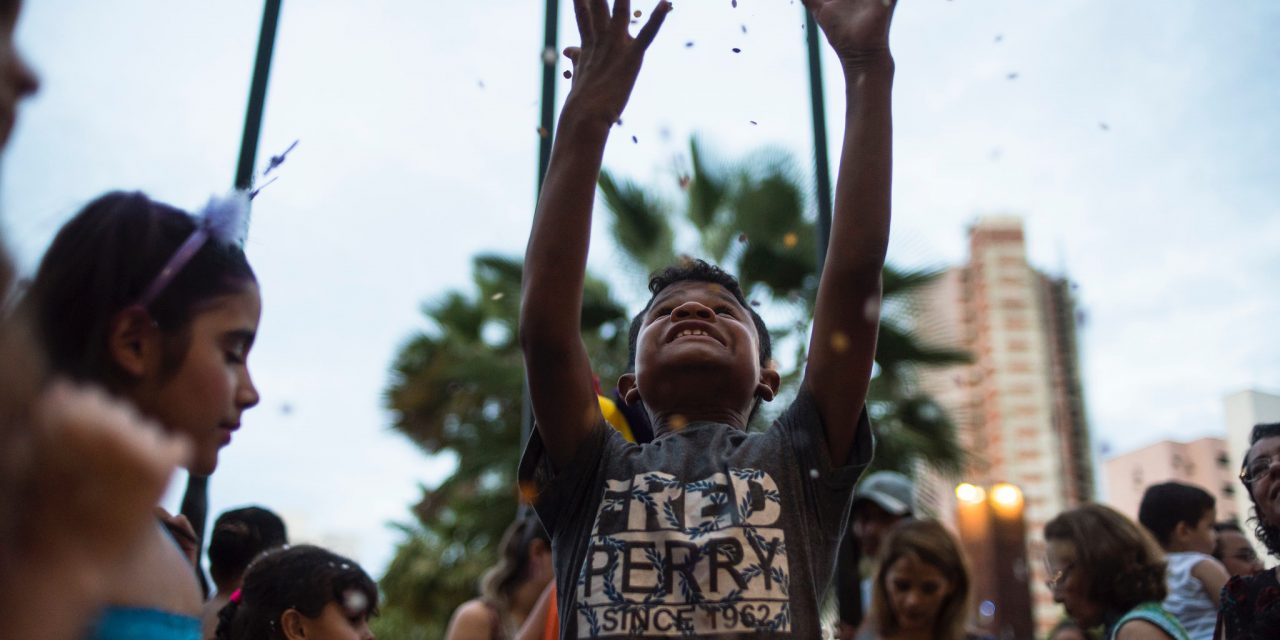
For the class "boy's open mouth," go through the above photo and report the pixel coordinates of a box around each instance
[666,322,723,345]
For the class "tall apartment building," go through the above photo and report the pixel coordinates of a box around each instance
[913,217,1094,634]
[1102,437,1240,524]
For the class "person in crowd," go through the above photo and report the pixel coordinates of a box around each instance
[1,2,189,639]
[22,188,264,638]
[1137,482,1230,639]
[1211,521,1263,578]
[214,545,377,640]
[1046,618,1090,640]
[444,511,553,640]
[865,519,985,640]
[202,507,290,639]
[516,0,896,634]
[1044,504,1188,640]
[1217,422,1280,638]
[836,471,917,639]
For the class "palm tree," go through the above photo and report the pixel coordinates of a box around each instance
[377,254,630,637]
[598,136,969,477]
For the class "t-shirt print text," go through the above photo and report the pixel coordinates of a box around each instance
[577,468,790,637]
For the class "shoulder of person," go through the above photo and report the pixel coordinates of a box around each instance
[446,599,501,639]
[1115,618,1177,640]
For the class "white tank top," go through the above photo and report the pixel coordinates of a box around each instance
[1163,551,1219,640]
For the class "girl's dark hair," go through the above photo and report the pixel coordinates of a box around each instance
[1242,422,1280,557]
[479,510,550,610]
[22,191,255,387]
[1044,504,1168,614]
[1137,481,1215,547]
[215,545,377,640]
[208,506,289,587]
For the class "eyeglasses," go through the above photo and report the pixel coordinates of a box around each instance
[1240,456,1280,486]
[1044,561,1075,591]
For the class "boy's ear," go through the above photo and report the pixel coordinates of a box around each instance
[1173,520,1192,541]
[280,609,307,640]
[756,363,781,403]
[106,306,158,378]
[617,373,641,406]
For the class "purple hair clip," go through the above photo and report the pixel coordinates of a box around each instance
[135,190,251,308]
[135,140,297,308]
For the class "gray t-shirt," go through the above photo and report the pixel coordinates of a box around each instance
[519,389,873,638]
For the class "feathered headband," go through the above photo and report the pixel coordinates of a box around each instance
[135,141,296,308]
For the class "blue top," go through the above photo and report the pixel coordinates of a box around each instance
[87,606,201,640]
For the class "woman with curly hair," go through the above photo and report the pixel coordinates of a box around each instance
[1217,422,1280,639]
[1044,504,1188,640]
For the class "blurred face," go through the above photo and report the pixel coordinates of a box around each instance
[852,501,903,558]
[1183,510,1217,555]
[1217,528,1264,577]
[884,554,952,633]
[136,285,261,475]
[1045,539,1104,628]
[0,0,39,148]
[632,281,765,420]
[1244,436,1280,529]
[291,601,374,640]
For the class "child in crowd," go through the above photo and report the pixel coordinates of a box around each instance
[1212,520,1263,578]
[866,519,985,640]
[21,190,264,639]
[202,507,290,640]
[214,545,377,640]
[1,2,190,639]
[1137,482,1231,640]
[517,0,896,635]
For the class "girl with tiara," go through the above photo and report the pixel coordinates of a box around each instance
[215,545,378,640]
[2,1,191,639]
[21,188,265,639]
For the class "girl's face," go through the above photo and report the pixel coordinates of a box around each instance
[884,553,953,633]
[0,0,39,148]
[293,601,375,640]
[135,284,261,475]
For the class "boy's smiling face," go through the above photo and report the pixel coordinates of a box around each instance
[623,280,777,428]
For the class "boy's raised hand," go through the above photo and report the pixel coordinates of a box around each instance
[802,0,897,61]
[564,0,672,126]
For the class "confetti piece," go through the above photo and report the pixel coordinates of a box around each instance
[809,468,820,479]
[732,47,742,53]
[1007,72,1019,80]
[617,118,624,125]
[749,120,758,125]
[783,232,798,248]
[634,9,642,17]
[280,403,293,416]
[519,481,539,505]
[632,135,639,144]
[750,300,761,307]
[830,331,850,353]
[542,47,558,65]
[563,70,572,79]
[731,0,737,7]
[686,41,695,48]
[994,34,1003,43]
[670,415,688,430]
[537,126,550,138]
[678,175,691,189]
[343,590,368,614]
[863,297,881,323]
[477,80,486,89]
[1099,122,1110,131]
[737,232,748,243]
[491,292,505,301]
[741,25,748,34]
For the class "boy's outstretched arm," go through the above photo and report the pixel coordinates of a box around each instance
[800,0,897,465]
[520,0,671,470]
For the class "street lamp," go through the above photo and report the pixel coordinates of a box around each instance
[954,482,1034,640]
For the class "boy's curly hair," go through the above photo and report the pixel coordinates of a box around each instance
[1044,503,1168,613]
[626,258,772,371]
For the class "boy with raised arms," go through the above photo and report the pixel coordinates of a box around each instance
[518,0,899,636]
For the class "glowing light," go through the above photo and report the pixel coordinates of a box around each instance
[955,482,986,505]
[991,483,1024,510]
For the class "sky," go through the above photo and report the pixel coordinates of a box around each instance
[3,0,1278,577]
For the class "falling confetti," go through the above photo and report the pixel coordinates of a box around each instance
[783,232,798,248]
[863,297,881,323]
[491,292,505,301]
[519,481,539,505]
[1099,122,1110,131]
[809,468,820,479]
[731,0,737,7]
[732,47,742,53]
[749,120,758,125]
[670,414,689,430]
[563,70,572,79]
[678,175,691,189]
[750,300,761,307]
[1007,72,1019,80]
[631,135,639,144]
[741,25,748,34]
[830,331,850,353]
[537,126,550,138]
[343,590,369,615]
[542,47,558,65]
[634,9,642,17]
[686,41,695,48]
[994,34,1004,43]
